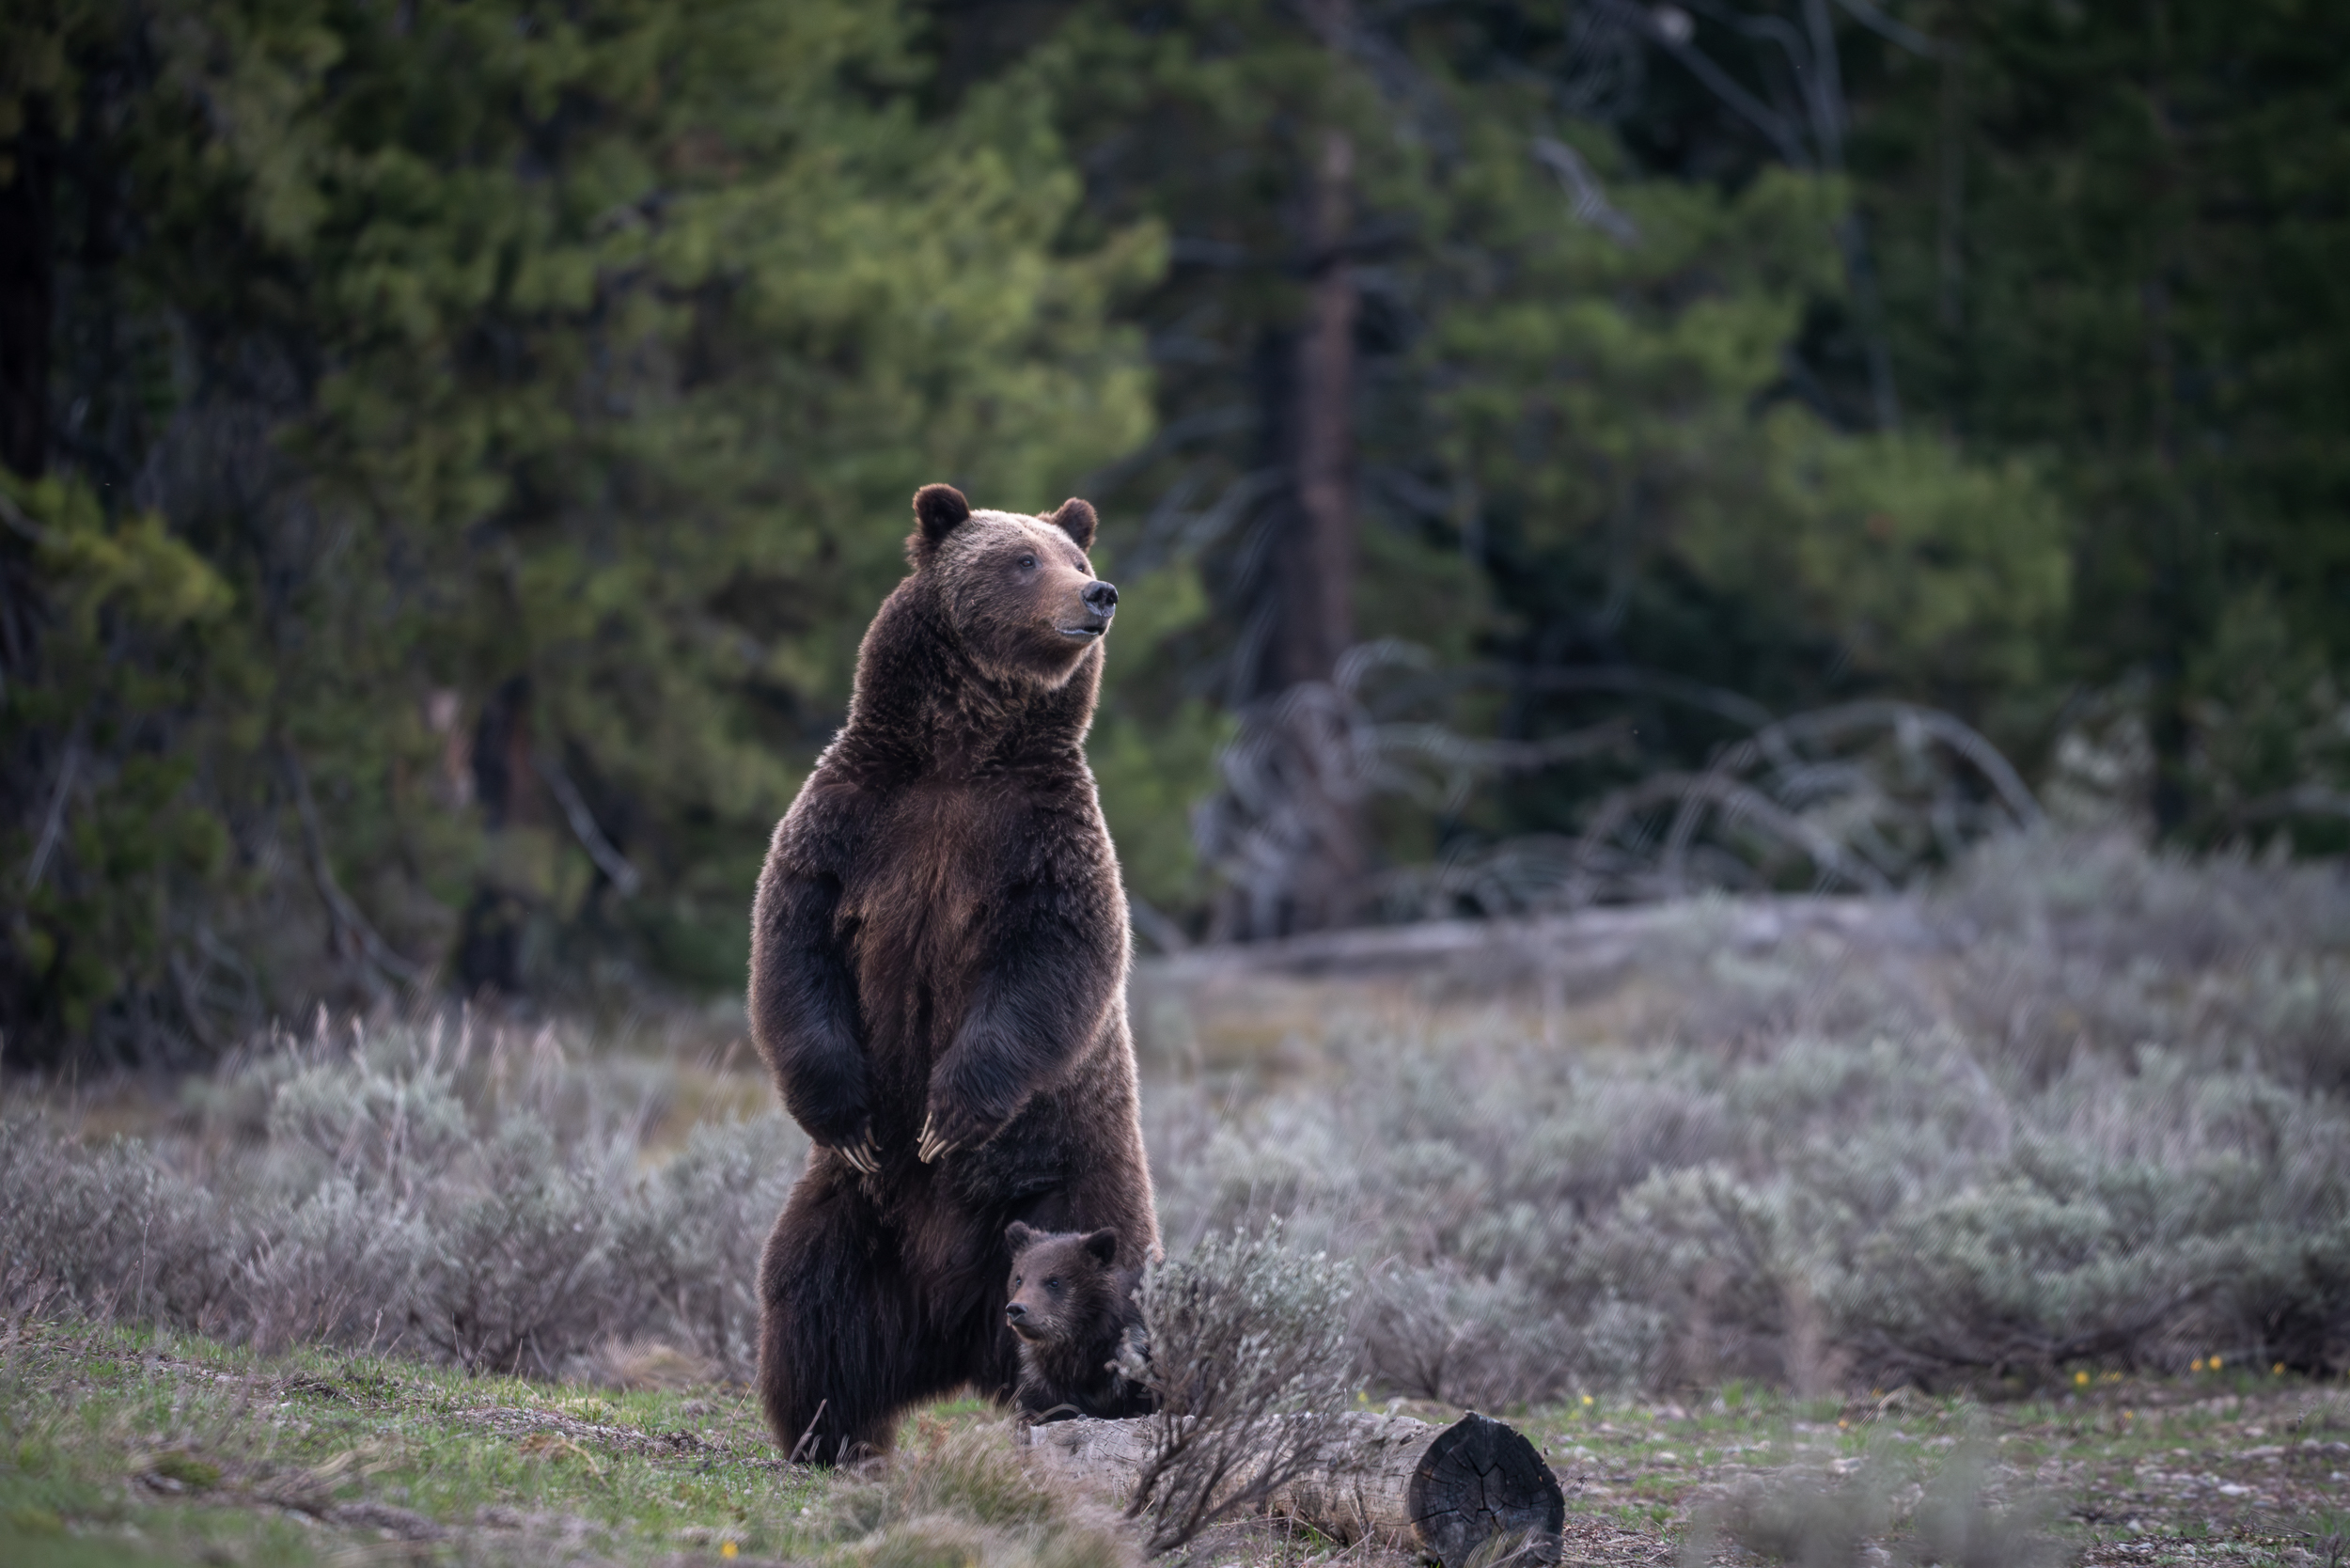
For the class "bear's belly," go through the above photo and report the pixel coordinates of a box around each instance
[839,784,1006,1103]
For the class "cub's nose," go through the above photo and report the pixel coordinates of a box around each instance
[1005,1302,1027,1322]
[1081,580,1118,616]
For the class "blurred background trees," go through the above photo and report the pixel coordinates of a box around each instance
[3,0,2344,1066]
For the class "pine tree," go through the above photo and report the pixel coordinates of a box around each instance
[0,0,1154,1063]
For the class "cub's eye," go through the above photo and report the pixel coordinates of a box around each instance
[1045,1278,1060,1291]
[1011,1277,1023,1287]
[1018,554,1038,570]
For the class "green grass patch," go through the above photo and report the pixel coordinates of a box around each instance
[7,1320,2349,1566]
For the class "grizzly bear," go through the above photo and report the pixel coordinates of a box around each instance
[749,482,1159,1461]
[1003,1222,1153,1422]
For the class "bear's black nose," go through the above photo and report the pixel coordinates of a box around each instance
[1082,580,1118,616]
[1005,1302,1026,1321]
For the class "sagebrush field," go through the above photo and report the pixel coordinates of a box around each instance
[6,833,2348,1565]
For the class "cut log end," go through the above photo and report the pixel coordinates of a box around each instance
[1408,1414,1566,1568]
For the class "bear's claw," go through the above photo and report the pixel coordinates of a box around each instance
[839,1132,881,1174]
[916,1115,954,1165]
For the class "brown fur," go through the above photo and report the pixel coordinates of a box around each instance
[1003,1222,1152,1422]
[749,483,1154,1461]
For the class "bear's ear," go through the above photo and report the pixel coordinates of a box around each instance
[1082,1229,1119,1267]
[1005,1221,1038,1254]
[911,483,973,563]
[1047,497,1098,550]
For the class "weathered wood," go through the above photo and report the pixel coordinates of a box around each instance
[1015,1411,1565,1567]
[1138,895,1928,982]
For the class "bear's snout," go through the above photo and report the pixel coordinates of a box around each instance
[1081,580,1118,616]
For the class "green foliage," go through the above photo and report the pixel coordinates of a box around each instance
[1428,149,1841,542]
[1,474,243,1043]
[2185,588,2350,850]
[1684,415,2070,700]
[1856,0,2350,827]
[1,0,1156,1058]
[1427,118,2071,711]
[9,0,2350,1062]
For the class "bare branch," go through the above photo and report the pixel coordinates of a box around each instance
[1530,137,1639,246]
[24,730,80,890]
[281,743,422,987]
[1829,0,1947,57]
[534,745,642,898]
[1596,0,1814,168]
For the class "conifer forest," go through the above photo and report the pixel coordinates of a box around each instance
[4,0,2346,1064]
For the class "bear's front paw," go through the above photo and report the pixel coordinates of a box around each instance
[916,1099,1010,1164]
[835,1127,881,1174]
[810,1112,879,1173]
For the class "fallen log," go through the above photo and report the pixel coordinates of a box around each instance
[1015,1411,1565,1567]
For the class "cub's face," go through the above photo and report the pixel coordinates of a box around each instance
[1002,1223,1121,1344]
[909,485,1116,686]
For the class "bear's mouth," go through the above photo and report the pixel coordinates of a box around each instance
[1008,1317,1047,1342]
[1055,622,1107,640]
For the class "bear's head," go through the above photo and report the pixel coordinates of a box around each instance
[1002,1221,1124,1345]
[908,484,1116,687]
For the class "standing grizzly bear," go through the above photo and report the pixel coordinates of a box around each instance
[749,482,1158,1461]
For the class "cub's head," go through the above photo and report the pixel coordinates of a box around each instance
[1003,1222,1124,1344]
[908,484,1116,685]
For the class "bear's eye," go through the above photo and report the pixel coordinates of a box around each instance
[1017,553,1037,571]
[1011,1277,1022,1288]
[1045,1277,1060,1291]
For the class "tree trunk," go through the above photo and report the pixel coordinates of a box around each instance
[1269,124,1358,696]
[0,102,55,478]
[1222,122,1364,940]
[459,675,541,996]
[1017,1411,1566,1568]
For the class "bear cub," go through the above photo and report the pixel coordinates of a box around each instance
[1003,1222,1153,1422]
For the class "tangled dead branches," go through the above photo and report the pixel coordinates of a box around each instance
[1195,643,2043,931]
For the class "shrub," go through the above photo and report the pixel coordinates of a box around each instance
[0,1013,809,1379]
[1118,1221,1356,1552]
[1145,835,2350,1396]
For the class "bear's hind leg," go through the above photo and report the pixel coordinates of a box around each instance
[758,1171,944,1461]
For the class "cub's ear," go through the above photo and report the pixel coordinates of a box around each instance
[911,483,973,564]
[1082,1229,1119,1267]
[1048,497,1098,550]
[1005,1221,1039,1254]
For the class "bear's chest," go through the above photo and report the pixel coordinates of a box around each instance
[839,783,1012,976]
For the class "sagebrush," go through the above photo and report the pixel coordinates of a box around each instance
[5,833,2347,1408]
[1117,1220,1355,1551]
[1148,833,2350,1399]
[2,1017,805,1381]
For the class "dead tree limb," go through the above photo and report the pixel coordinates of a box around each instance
[1017,1411,1565,1567]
